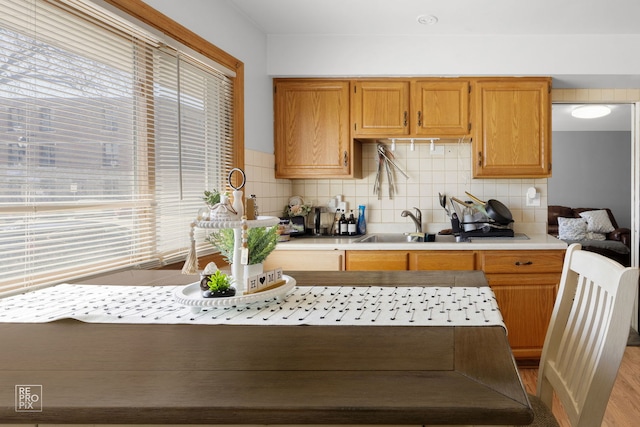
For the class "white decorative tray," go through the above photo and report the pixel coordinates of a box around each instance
[174,275,296,310]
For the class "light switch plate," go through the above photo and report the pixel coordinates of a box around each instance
[526,195,541,206]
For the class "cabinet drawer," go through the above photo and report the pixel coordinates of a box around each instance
[346,251,409,271]
[480,250,564,274]
[409,251,476,270]
[264,250,345,271]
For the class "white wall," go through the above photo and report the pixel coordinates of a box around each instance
[549,131,632,228]
[143,0,274,154]
[267,34,640,78]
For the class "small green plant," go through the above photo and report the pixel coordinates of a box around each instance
[206,226,278,265]
[202,189,221,207]
[206,270,233,292]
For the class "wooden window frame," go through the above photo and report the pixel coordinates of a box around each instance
[105,0,245,176]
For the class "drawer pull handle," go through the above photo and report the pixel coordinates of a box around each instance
[515,261,533,266]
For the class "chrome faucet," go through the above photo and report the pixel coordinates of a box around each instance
[401,207,422,233]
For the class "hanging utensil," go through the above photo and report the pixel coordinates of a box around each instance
[374,143,407,200]
[384,154,394,198]
[373,147,384,199]
[377,144,409,179]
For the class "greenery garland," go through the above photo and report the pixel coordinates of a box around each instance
[206,226,278,265]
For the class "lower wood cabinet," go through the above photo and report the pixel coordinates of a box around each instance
[486,273,560,361]
[264,250,345,271]
[345,250,409,270]
[409,251,476,270]
[345,248,565,362]
[346,250,475,271]
[479,250,565,362]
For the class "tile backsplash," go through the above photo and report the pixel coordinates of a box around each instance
[245,142,549,235]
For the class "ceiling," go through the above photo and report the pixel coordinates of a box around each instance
[228,0,640,87]
[553,104,633,131]
[227,0,638,131]
[228,0,640,36]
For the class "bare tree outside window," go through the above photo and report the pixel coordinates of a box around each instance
[0,26,134,203]
[0,0,237,291]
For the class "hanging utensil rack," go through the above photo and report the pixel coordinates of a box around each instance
[374,143,409,199]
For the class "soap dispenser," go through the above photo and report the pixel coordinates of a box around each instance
[357,205,366,235]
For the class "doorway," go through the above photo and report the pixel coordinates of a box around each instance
[551,102,638,330]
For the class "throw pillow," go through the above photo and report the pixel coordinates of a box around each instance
[558,217,588,240]
[579,210,615,233]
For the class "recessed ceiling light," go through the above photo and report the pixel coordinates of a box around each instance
[417,15,438,25]
[571,105,612,119]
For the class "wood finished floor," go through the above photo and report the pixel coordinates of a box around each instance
[519,346,640,426]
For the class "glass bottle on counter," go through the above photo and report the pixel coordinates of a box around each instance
[339,210,348,235]
[348,210,357,236]
[333,209,340,235]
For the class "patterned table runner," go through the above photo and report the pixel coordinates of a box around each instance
[0,283,504,327]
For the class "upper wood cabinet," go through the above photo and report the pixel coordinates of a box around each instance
[351,80,410,136]
[351,79,471,138]
[273,77,551,179]
[472,78,552,178]
[274,79,361,179]
[412,80,471,136]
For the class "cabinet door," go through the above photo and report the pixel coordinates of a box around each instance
[264,250,345,271]
[351,80,410,137]
[472,78,551,178]
[409,251,476,270]
[412,80,470,137]
[274,79,354,178]
[346,251,409,271]
[487,273,559,361]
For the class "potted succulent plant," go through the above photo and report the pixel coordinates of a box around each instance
[199,269,236,298]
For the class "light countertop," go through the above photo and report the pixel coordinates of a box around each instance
[274,233,567,251]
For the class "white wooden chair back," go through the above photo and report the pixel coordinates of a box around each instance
[536,243,639,427]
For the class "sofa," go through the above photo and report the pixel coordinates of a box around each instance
[548,205,631,266]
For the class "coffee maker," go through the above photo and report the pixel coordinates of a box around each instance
[306,206,335,236]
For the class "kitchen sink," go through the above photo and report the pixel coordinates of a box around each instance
[354,233,456,243]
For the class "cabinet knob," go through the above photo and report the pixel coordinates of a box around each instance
[515,261,533,266]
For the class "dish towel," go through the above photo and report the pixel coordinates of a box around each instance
[0,283,505,328]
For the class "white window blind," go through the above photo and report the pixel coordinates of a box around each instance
[0,0,235,292]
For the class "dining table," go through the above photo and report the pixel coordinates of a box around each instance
[0,269,533,425]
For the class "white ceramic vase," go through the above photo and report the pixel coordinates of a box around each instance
[244,263,264,279]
